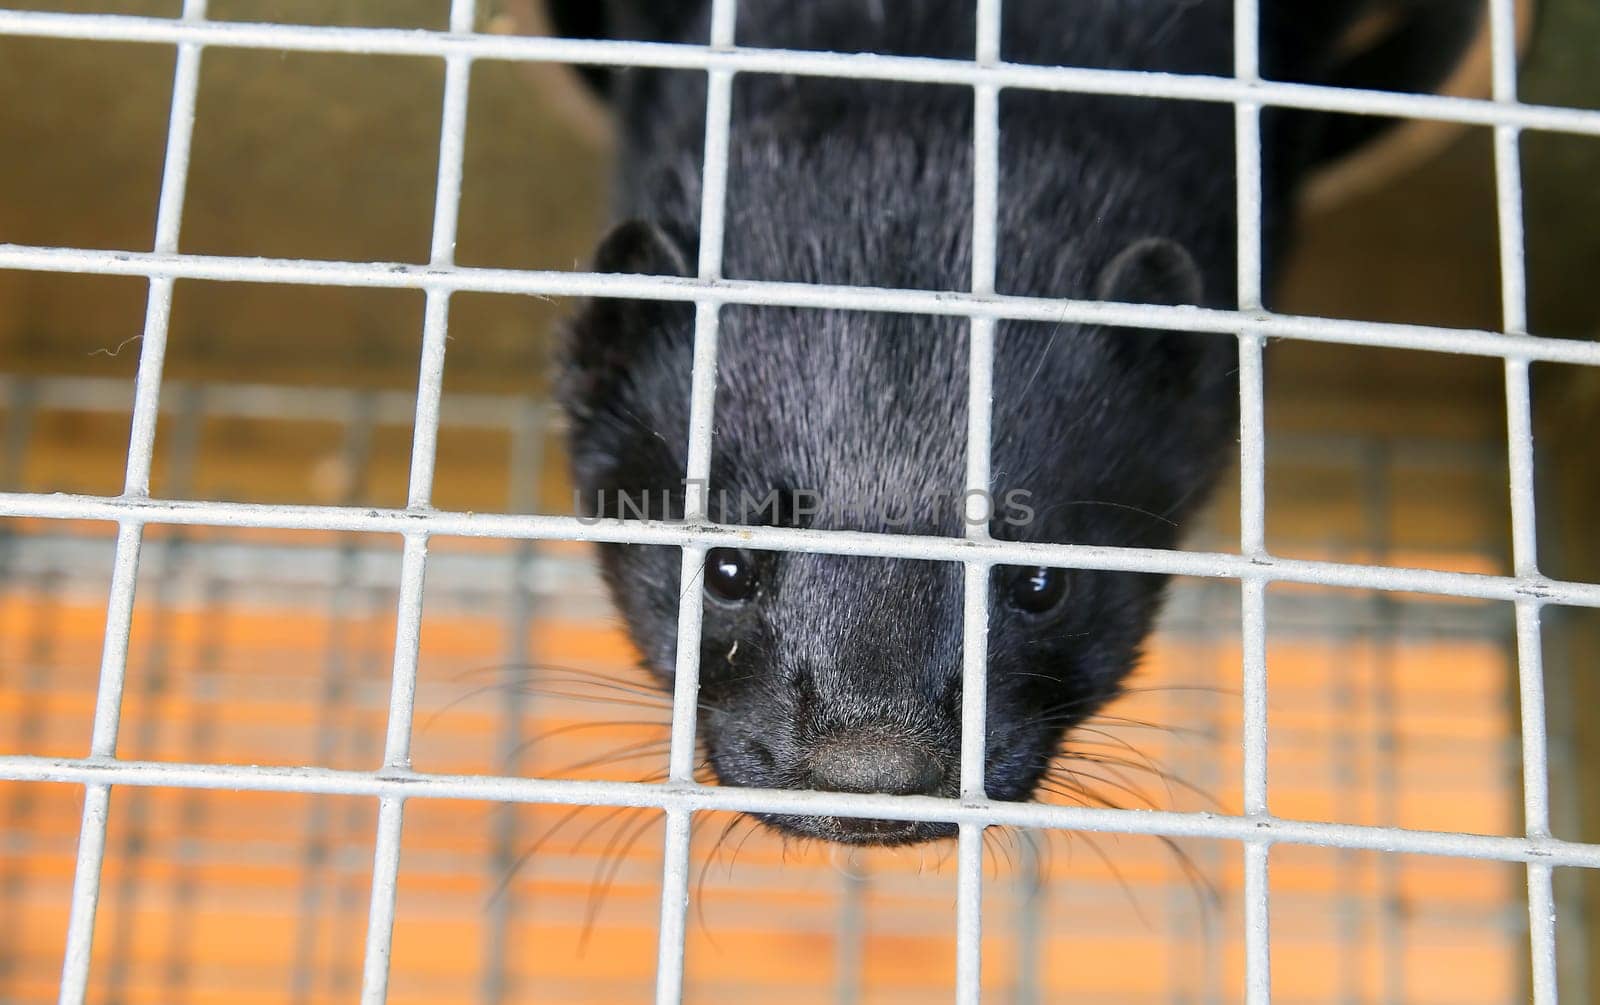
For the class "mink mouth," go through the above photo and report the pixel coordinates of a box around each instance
[753,812,958,847]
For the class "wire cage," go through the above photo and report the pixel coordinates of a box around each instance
[1,1,1598,1003]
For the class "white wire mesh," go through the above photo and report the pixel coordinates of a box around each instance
[0,2,1594,1004]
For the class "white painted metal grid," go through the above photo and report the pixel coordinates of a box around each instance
[0,2,1594,1004]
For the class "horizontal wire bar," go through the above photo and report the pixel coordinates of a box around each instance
[5,755,1599,870]
[4,491,1596,607]
[2,9,1599,138]
[4,243,1596,367]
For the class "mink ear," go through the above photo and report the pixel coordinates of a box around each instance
[1094,237,1204,307]
[1092,238,1214,390]
[592,218,694,278]
[558,220,696,428]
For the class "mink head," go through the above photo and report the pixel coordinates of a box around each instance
[558,199,1236,846]
[558,72,1240,844]
[547,0,1470,846]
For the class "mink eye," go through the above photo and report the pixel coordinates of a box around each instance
[1007,566,1068,615]
[704,548,758,603]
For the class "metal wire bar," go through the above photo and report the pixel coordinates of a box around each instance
[0,375,34,489]
[4,490,1597,607]
[480,399,544,1005]
[1234,3,1274,998]
[357,3,476,1000]
[1197,586,1231,1005]
[655,4,738,1002]
[1238,345,1276,988]
[954,1,1003,997]
[1012,835,1044,1005]
[833,865,867,1005]
[161,572,229,997]
[1486,0,1560,999]
[1520,601,1559,1002]
[956,822,986,1002]
[5,243,1599,367]
[100,384,202,1005]
[7,754,1600,868]
[1361,443,1407,1005]
[292,392,378,1005]
[2,9,1599,137]
[56,3,207,1000]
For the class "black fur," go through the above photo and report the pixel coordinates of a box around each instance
[552,0,1473,845]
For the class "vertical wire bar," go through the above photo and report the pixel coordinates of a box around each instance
[57,786,111,1005]
[58,4,206,1000]
[1330,583,1359,1005]
[833,863,867,1005]
[1233,1,1271,1002]
[1488,0,1557,999]
[1520,600,1558,1003]
[955,822,986,1003]
[963,4,1001,796]
[102,384,203,1005]
[653,810,695,1005]
[481,399,543,1005]
[666,4,738,787]
[358,6,475,1001]
[1237,335,1267,560]
[1233,0,1266,558]
[1362,443,1404,1005]
[339,591,389,996]
[1199,583,1228,1005]
[358,797,408,1003]
[293,391,377,1005]
[1013,836,1044,1005]
[1244,842,1272,1005]
[0,375,35,490]
[1527,858,1560,1005]
[656,6,737,1003]
[1240,578,1272,1005]
[956,4,1002,1002]
[162,572,228,1001]
[1356,448,1408,1005]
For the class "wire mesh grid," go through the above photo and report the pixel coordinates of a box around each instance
[0,0,1595,1003]
[0,371,1536,1004]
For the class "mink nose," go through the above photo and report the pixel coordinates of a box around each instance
[808,730,945,796]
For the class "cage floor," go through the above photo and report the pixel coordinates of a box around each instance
[1,510,1523,1004]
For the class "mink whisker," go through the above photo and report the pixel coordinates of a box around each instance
[579,811,664,952]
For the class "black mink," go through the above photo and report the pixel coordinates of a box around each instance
[550,0,1481,845]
